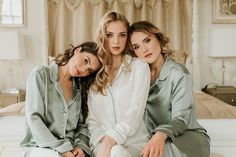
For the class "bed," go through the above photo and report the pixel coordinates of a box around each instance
[0,92,236,157]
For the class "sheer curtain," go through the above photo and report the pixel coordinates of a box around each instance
[47,0,192,59]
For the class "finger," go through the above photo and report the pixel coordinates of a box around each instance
[77,150,85,157]
[159,147,164,157]
[154,152,159,157]
[141,148,145,156]
[149,145,155,157]
[78,151,85,157]
[142,147,150,157]
[73,150,78,155]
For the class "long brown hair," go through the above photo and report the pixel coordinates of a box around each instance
[54,42,99,121]
[93,11,130,94]
[129,21,174,58]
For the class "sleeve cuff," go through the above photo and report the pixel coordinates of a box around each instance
[106,128,125,145]
[90,133,105,146]
[153,128,175,142]
[55,140,73,154]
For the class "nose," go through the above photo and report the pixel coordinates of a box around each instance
[79,66,87,74]
[112,35,119,44]
[141,44,147,53]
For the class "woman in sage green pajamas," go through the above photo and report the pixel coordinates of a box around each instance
[129,21,210,157]
[20,42,101,157]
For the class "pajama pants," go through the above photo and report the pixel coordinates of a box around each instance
[92,144,144,157]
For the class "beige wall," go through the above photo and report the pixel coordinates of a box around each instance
[0,0,46,90]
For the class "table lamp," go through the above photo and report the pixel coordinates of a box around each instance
[208,28,236,86]
[0,31,25,92]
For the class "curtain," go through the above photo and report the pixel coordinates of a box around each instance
[48,0,192,60]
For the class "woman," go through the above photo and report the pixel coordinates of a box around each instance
[21,42,101,157]
[129,21,210,157]
[86,12,150,157]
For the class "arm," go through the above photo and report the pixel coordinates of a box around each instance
[25,67,73,153]
[142,70,193,157]
[106,61,150,144]
[73,114,91,156]
[154,73,194,141]
[86,92,106,146]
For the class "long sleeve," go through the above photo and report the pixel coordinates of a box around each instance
[73,115,91,156]
[106,61,150,144]
[154,73,194,141]
[86,93,106,146]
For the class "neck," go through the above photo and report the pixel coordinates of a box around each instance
[111,55,123,69]
[150,55,165,81]
[59,65,72,82]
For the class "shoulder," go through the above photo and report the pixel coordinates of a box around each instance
[168,59,190,77]
[28,65,50,82]
[130,57,149,69]
[30,65,49,76]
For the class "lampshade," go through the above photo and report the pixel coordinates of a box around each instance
[209,28,236,57]
[0,31,25,60]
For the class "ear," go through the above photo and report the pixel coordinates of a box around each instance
[76,47,82,53]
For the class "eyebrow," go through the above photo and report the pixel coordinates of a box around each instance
[132,35,151,47]
[106,31,127,34]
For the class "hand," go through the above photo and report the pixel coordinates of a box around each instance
[62,151,75,157]
[141,132,168,157]
[96,135,117,157]
[72,147,85,157]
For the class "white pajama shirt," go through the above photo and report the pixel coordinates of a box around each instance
[86,55,151,156]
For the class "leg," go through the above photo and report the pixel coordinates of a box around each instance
[110,145,132,157]
[173,131,210,157]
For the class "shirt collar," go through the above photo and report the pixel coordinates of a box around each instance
[49,62,80,91]
[120,54,133,68]
[50,62,59,83]
[158,58,174,81]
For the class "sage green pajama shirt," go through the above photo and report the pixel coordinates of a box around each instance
[21,63,91,156]
[144,58,210,157]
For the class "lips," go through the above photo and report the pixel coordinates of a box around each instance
[144,53,152,58]
[112,47,120,51]
[76,67,80,75]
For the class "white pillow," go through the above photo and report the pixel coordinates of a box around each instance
[0,101,25,116]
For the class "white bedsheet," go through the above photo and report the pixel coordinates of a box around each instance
[0,115,25,157]
[1,116,236,157]
[198,119,236,157]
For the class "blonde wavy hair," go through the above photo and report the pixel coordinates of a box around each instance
[92,11,130,94]
[129,21,174,58]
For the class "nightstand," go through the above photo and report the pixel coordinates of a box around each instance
[203,86,236,106]
[0,90,26,108]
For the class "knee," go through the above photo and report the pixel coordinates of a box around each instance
[110,145,130,157]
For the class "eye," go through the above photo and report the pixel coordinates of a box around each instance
[106,33,113,38]
[88,68,94,74]
[145,38,151,43]
[84,57,89,64]
[133,45,139,51]
[120,33,126,38]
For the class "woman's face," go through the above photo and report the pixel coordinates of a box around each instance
[106,21,128,56]
[69,48,100,77]
[130,31,161,64]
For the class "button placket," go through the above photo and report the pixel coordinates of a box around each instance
[60,110,67,138]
